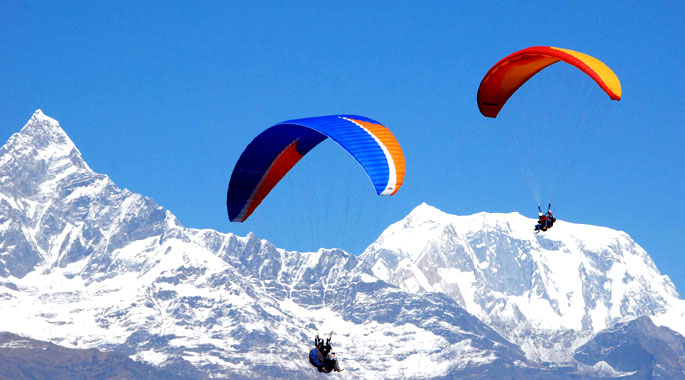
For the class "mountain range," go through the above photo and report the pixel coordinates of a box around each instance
[0,110,684,379]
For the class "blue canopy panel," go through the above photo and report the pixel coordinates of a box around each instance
[227,115,405,222]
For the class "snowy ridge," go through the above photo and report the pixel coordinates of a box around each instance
[361,202,685,362]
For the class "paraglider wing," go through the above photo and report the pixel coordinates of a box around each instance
[227,115,405,222]
[477,46,622,118]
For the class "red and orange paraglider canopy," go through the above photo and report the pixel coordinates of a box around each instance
[477,46,621,118]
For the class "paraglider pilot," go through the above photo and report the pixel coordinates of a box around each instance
[315,335,331,356]
[546,209,556,229]
[309,334,344,373]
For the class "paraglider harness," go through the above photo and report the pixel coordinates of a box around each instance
[309,334,336,373]
[536,204,556,232]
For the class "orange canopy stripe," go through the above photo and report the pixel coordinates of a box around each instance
[347,118,405,195]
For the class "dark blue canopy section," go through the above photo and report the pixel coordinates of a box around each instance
[227,124,325,222]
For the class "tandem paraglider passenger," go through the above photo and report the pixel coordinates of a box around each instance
[535,212,548,233]
[309,334,344,373]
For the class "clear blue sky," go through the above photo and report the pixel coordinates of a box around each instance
[1,2,683,292]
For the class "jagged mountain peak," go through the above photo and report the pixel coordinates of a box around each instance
[8,109,78,154]
[407,201,442,215]
[28,108,56,123]
[29,108,56,122]
[0,110,91,194]
[0,111,176,277]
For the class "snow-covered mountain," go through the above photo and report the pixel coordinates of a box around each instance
[0,111,542,379]
[360,203,685,363]
[1,110,684,379]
